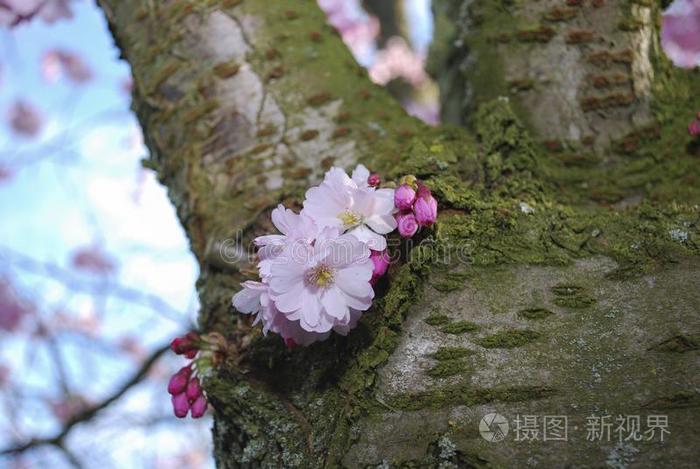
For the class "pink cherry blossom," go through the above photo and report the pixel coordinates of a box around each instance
[234,230,374,340]
[42,49,92,84]
[171,392,190,418]
[662,0,700,68]
[414,194,438,226]
[0,165,12,183]
[369,37,429,86]
[190,395,207,418]
[167,366,191,395]
[233,280,332,345]
[37,0,73,24]
[255,205,318,278]
[394,184,416,210]
[170,332,199,358]
[689,113,700,136]
[317,0,379,66]
[71,245,116,275]
[267,230,374,333]
[0,0,42,26]
[7,100,42,137]
[396,211,419,238]
[416,184,431,199]
[185,377,202,401]
[370,249,389,284]
[303,165,396,251]
[0,0,73,27]
[0,278,32,332]
[368,173,381,187]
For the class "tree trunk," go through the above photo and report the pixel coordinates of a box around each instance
[98,0,700,467]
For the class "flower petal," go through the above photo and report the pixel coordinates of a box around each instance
[351,164,370,187]
[336,265,374,298]
[232,281,266,314]
[365,213,397,234]
[321,286,349,320]
[271,282,305,313]
[349,225,387,251]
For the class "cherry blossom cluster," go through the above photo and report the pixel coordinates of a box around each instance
[167,332,225,419]
[394,175,438,238]
[232,165,437,346]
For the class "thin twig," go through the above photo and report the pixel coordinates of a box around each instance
[0,343,170,456]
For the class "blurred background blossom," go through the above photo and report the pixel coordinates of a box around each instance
[0,0,437,467]
[661,0,700,69]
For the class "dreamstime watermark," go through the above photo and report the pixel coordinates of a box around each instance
[216,231,475,267]
[478,414,670,443]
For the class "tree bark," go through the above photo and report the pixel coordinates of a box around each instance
[99,0,700,467]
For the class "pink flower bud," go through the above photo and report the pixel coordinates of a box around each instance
[167,366,191,395]
[416,183,431,199]
[394,184,416,210]
[170,337,187,354]
[370,249,389,284]
[368,173,381,187]
[186,377,202,401]
[414,195,438,226]
[396,211,419,238]
[170,332,199,355]
[172,392,190,418]
[689,119,700,136]
[190,395,208,418]
[284,337,298,349]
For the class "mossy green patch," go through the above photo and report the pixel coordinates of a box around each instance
[441,321,480,335]
[433,271,471,292]
[553,295,596,309]
[551,284,587,296]
[427,360,468,378]
[431,346,475,361]
[389,384,557,411]
[551,284,597,308]
[476,330,541,348]
[425,310,451,326]
[649,335,700,353]
[642,390,700,410]
[518,308,554,320]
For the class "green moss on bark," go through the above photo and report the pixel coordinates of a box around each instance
[475,330,542,349]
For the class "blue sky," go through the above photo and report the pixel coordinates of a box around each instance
[0,1,210,467]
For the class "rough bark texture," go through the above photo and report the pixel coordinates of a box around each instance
[98,0,700,467]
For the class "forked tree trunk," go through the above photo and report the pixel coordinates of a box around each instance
[99,0,700,466]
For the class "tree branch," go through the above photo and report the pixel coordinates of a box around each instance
[0,343,170,456]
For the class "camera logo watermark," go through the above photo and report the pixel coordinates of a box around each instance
[479,413,509,442]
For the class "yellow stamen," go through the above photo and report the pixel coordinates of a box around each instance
[307,264,334,288]
[338,210,362,228]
